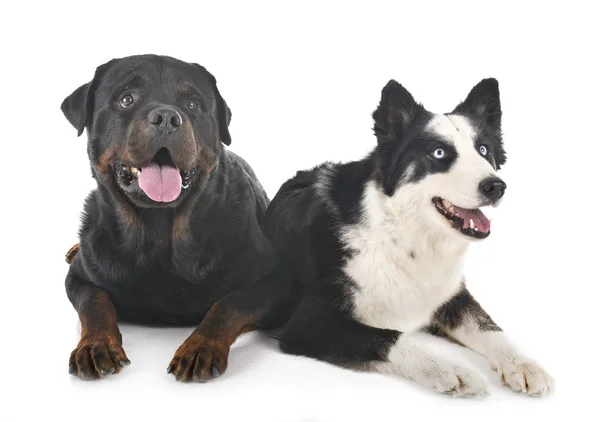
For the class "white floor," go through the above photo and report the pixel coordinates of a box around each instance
[7,326,570,422]
[5,268,587,422]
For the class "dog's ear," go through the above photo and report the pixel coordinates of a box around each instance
[372,80,422,143]
[454,78,505,168]
[61,60,116,137]
[453,78,502,135]
[61,82,90,137]
[195,64,232,146]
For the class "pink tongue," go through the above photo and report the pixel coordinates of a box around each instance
[455,207,491,232]
[137,163,182,202]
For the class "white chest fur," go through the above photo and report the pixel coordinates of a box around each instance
[340,183,467,333]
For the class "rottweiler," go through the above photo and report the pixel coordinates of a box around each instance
[61,54,292,381]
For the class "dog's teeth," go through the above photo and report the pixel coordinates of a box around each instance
[131,167,140,177]
[474,227,479,232]
[449,206,455,214]
[469,219,475,229]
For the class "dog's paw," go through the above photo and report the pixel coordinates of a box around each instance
[167,334,229,382]
[497,357,554,397]
[410,361,490,398]
[69,333,130,380]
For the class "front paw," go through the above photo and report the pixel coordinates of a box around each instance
[498,358,554,396]
[416,362,491,398]
[69,333,130,380]
[167,333,229,382]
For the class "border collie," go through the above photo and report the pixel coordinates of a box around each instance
[264,78,553,397]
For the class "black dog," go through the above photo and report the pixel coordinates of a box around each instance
[62,54,291,381]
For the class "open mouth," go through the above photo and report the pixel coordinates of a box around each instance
[117,148,195,203]
[432,197,491,239]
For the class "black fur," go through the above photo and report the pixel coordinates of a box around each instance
[62,55,292,381]
[432,283,501,332]
[263,78,506,371]
[264,161,403,366]
[452,78,506,169]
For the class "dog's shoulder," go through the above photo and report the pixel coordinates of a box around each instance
[206,151,271,242]
[268,158,374,229]
[220,150,269,214]
[265,162,335,235]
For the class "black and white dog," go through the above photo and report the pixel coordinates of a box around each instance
[264,79,553,397]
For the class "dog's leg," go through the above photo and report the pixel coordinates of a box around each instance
[168,264,294,382]
[66,268,129,380]
[432,285,554,396]
[278,299,490,397]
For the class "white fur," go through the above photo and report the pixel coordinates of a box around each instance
[449,320,554,396]
[314,163,338,213]
[341,178,486,396]
[340,113,490,333]
[331,113,551,396]
[425,114,498,210]
[342,180,467,332]
[375,334,490,397]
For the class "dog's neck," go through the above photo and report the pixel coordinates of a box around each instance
[358,181,469,260]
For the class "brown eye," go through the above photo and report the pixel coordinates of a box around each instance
[187,100,198,110]
[119,94,135,108]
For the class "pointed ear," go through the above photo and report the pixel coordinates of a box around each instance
[195,64,232,146]
[372,80,422,143]
[60,60,116,137]
[453,78,502,134]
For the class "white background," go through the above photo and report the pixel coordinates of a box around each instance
[1,1,598,421]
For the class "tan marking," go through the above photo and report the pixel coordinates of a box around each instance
[94,145,118,181]
[65,243,80,264]
[116,202,140,229]
[199,148,217,174]
[173,213,191,242]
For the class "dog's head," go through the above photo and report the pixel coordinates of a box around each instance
[372,78,506,240]
[61,54,231,208]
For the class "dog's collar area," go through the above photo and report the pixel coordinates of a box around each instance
[432,197,491,239]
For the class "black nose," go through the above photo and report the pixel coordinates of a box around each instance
[148,107,182,133]
[479,177,507,202]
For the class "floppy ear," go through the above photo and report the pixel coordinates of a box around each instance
[452,78,502,135]
[60,60,116,137]
[195,64,232,146]
[372,80,422,144]
[61,82,91,137]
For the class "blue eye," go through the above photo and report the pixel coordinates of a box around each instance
[479,145,488,156]
[433,148,446,159]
